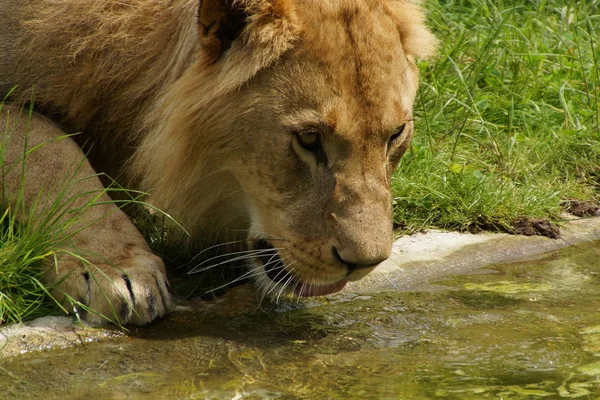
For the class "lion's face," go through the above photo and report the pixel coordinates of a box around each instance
[140,0,436,298]
[222,3,422,296]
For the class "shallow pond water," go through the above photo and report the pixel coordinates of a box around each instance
[1,241,600,399]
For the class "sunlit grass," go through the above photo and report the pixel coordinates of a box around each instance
[0,103,166,325]
[394,0,599,232]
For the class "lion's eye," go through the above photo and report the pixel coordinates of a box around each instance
[296,131,320,152]
[293,130,327,164]
[388,124,406,148]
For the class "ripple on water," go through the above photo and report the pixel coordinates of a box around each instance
[1,242,600,399]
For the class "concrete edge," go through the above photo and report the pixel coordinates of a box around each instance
[1,217,599,358]
[347,217,600,292]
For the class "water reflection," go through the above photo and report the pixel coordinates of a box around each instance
[1,242,599,399]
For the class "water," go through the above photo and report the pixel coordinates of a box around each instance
[1,241,599,399]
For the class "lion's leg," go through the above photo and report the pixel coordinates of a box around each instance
[0,105,172,325]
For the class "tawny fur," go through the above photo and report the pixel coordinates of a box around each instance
[6,0,433,230]
[0,0,437,317]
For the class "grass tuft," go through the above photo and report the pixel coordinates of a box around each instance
[393,0,600,233]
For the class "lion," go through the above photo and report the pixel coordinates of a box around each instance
[0,0,436,325]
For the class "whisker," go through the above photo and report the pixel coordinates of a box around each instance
[275,261,298,303]
[255,252,290,301]
[385,274,400,291]
[265,262,294,298]
[257,255,293,305]
[261,251,282,270]
[261,254,293,278]
[188,252,263,274]
[194,247,283,268]
[264,255,300,304]
[188,240,247,262]
[265,269,294,303]
[201,267,266,295]
[228,229,290,242]
[188,247,284,274]
[189,252,269,274]
[257,275,276,307]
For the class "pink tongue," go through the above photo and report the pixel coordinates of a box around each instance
[294,279,348,297]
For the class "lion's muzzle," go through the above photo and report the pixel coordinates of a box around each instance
[251,238,351,297]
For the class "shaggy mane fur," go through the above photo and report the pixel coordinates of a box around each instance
[11,0,199,136]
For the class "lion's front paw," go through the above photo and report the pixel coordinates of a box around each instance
[46,248,173,326]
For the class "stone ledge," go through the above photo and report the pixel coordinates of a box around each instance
[348,217,600,292]
[0,316,123,358]
[1,217,598,358]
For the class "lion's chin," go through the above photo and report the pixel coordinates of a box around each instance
[251,238,349,297]
[293,279,348,297]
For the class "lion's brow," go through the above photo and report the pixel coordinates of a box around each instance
[281,110,332,132]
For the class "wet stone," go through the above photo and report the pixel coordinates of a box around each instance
[0,316,123,357]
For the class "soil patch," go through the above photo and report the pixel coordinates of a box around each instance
[565,200,600,217]
[466,216,561,239]
[510,217,561,239]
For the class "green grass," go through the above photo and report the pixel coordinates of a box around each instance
[0,103,157,325]
[394,0,600,232]
[1,0,599,323]
[0,104,72,324]
[0,210,56,324]
[0,103,61,324]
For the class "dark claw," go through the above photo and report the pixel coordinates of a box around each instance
[73,302,88,321]
[82,272,91,303]
[148,291,157,320]
[122,274,136,304]
[153,275,168,314]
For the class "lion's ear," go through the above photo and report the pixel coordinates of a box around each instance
[198,0,248,60]
[388,0,438,61]
[198,0,299,63]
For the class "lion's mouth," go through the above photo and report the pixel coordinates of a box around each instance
[252,239,348,297]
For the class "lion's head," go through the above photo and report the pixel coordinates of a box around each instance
[134,0,436,297]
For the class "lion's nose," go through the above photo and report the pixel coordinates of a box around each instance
[332,246,388,271]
